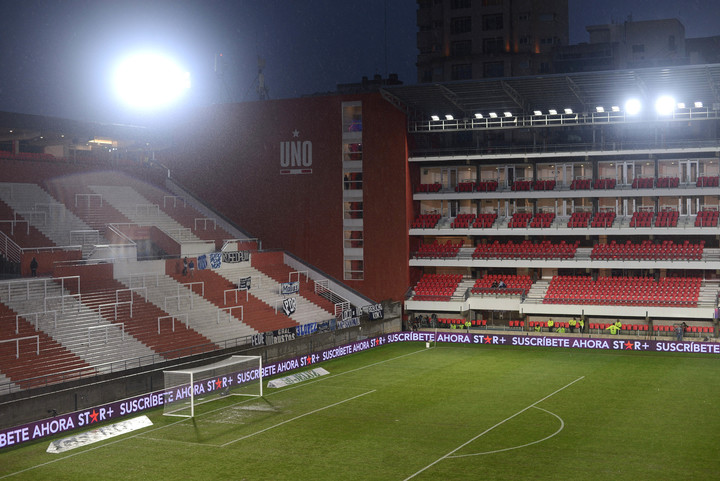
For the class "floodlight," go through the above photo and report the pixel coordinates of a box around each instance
[474,113,483,119]
[596,106,605,113]
[611,106,620,112]
[113,52,190,110]
[503,112,512,117]
[654,95,675,116]
[625,98,642,116]
[533,110,542,115]
[445,114,454,120]
[431,115,440,121]
[676,102,686,109]
[564,108,573,114]
[489,112,498,118]
[695,101,703,108]
[548,109,557,115]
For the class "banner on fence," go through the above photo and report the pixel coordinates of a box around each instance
[237,277,251,290]
[222,251,250,263]
[281,281,299,295]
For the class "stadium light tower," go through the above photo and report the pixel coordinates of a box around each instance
[112,52,191,110]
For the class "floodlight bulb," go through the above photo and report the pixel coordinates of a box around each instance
[549,109,557,115]
[431,115,440,121]
[564,108,573,114]
[695,101,703,108]
[489,112,498,118]
[596,106,605,113]
[113,52,190,110]
[474,113,483,119]
[655,95,675,116]
[625,98,642,116]
[445,114,454,120]
[533,110,542,115]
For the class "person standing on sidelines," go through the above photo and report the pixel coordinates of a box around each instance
[547,318,555,332]
[569,318,577,333]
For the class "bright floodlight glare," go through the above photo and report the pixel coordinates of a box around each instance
[695,101,703,108]
[625,98,642,116]
[474,113,483,119]
[655,95,675,116]
[431,115,440,121]
[533,110,542,115]
[445,114,454,120]
[596,106,604,113]
[113,53,191,110]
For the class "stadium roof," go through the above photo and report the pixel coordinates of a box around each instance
[382,63,720,121]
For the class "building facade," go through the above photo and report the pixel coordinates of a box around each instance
[416,0,569,82]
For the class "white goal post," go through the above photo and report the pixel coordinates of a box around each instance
[163,355,263,418]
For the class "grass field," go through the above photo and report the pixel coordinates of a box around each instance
[1,341,719,480]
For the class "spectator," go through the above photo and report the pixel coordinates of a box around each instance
[189,258,195,277]
[674,324,683,341]
[569,318,577,333]
[182,257,188,276]
[498,280,507,288]
[30,257,38,277]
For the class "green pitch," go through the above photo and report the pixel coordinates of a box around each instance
[1,341,719,480]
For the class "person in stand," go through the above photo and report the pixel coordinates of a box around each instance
[188,258,195,277]
[606,323,620,335]
[30,257,38,277]
[578,318,585,333]
[547,318,555,332]
[568,317,577,333]
[182,257,188,276]
[674,324,683,341]
[498,280,507,289]
[491,280,499,288]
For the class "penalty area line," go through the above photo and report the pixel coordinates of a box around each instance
[402,376,585,481]
[219,389,376,447]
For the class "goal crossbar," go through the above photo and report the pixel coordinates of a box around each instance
[163,355,263,418]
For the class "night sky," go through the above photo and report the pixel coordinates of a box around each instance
[0,0,719,126]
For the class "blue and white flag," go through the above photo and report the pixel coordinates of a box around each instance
[209,252,222,269]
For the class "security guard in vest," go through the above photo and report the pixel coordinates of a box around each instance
[547,318,555,332]
[568,318,577,333]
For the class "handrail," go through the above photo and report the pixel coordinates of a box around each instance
[0,219,29,236]
[0,335,39,358]
[75,192,103,208]
[88,323,125,344]
[157,313,189,333]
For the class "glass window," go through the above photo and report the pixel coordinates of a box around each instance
[483,61,504,78]
[342,103,362,132]
[451,0,470,8]
[344,230,364,249]
[343,142,362,162]
[451,40,472,56]
[344,260,364,281]
[451,63,472,80]
[450,17,472,35]
[482,37,504,54]
[482,14,503,31]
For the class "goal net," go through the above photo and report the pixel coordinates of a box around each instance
[163,355,263,418]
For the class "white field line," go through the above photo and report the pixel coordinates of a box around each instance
[402,376,585,481]
[220,389,376,447]
[0,347,430,479]
[447,405,565,458]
